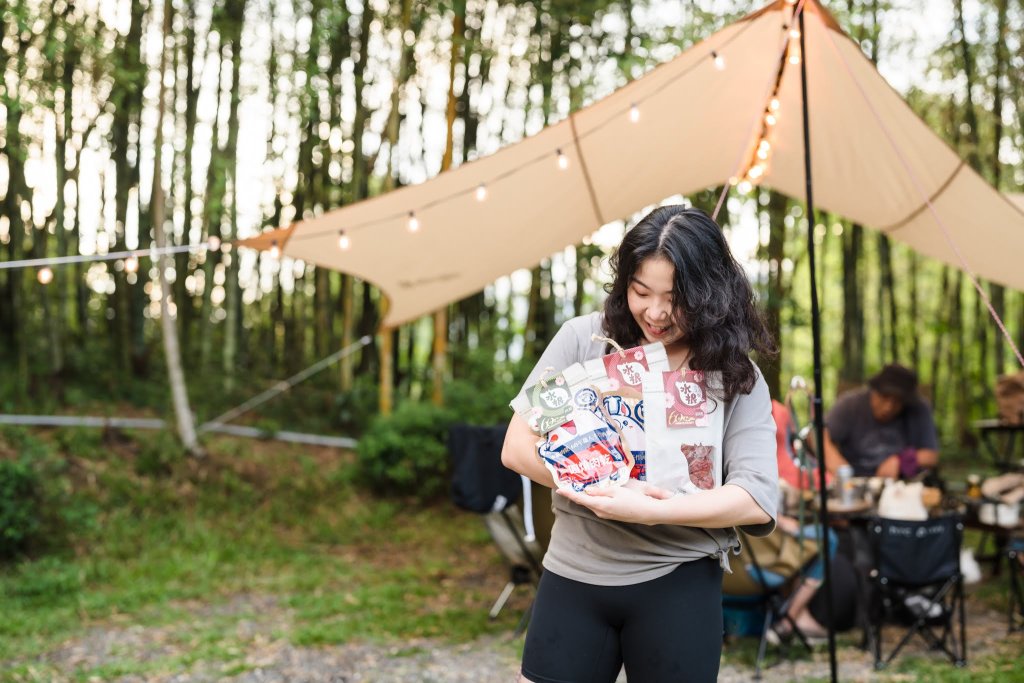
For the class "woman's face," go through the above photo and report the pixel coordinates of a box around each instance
[627,255,685,347]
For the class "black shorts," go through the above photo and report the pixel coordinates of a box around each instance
[521,558,723,683]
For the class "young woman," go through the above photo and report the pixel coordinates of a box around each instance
[501,205,779,683]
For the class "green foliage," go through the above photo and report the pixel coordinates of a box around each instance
[333,373,380,433]
[444,379,515,426]
[134,430,183,478]
[0,458,43,560]
[356,402,456,499]
[0,428,98,560]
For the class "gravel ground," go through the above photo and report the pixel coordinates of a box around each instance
[5,590,1019,682]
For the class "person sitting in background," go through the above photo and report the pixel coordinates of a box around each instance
[822,364,939,479]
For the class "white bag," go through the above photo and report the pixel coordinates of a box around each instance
[876,481,928,521]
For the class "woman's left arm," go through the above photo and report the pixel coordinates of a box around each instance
[557,482,770,527]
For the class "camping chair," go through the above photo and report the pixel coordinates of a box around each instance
[448,423,544,635]
[722,530,819,680]
[867,514,967,669]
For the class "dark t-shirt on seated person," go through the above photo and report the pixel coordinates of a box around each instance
[824,387,938,477]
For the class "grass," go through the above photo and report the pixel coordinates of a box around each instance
[0,426,525,681]
[2,426,1023,681]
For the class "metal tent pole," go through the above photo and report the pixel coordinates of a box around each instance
[797,4,839,681]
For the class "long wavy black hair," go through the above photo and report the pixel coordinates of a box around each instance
[603,205,776,401]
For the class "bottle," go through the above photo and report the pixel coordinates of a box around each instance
[837,465,854,505]
[966,474,982,500]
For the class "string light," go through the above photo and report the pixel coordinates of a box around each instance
[37,267,53,285]
[337,230,350,250]
[269,240,280,258]
[789,50,801,65]
[711,51,726,70]
[556,149,569,170]
[629,103,640,123]
[789,28,801,40]
[737,180,753,195]
[124,255,139,273]
[765,112,778,127]
[208,235,221,251]
[475,183,487,201]
[770,98,781,111]
[407,211,420,232]
[748,164,765,180]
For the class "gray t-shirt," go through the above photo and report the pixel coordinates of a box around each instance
[824,387,939,477]
[519,312,778,586]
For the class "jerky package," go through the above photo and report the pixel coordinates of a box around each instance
[582,342,669,481]
[641,368,725,494]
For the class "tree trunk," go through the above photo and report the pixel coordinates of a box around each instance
[152,0,202,457]
[763,190,787,399]
[840,223,865,386]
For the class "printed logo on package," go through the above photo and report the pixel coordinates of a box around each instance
[528,373,574,433]
[604,347,650,388]
[681,443,715,490]
[539,415,631,492]
[663,369,708,427]
[603,394,647,480]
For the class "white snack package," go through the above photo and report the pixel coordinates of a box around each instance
[582,342,669,481]
[641,368,726,494]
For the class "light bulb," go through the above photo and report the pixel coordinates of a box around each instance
[789,28,801,40]
[737,180,753,195]
[37,266,53,285]
[757,148,769,161]
[556,149,569,170]
[712,51,726,70]
[765,112,777,127]
[728,176,739,186]
[269,240,280,259]
[629,104,640,123]
[125,255,139,273]
[770,97,781,111]
[789,50,801,65]
[476,184,487,201]
[338,230,350,250]
[748,164,765,180]
[408,211,420,232]
[207,235,222,251]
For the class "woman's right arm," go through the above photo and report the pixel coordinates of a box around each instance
[501,414,555,488]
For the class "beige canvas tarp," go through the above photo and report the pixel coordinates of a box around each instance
[240,0,1024,328]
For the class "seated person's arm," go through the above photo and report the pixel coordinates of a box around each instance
[501,414,556,488]
[875,455,900,479]
[916,448,939,469]
[822,428,850,475]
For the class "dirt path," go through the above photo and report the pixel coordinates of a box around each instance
[5,591,1020,682]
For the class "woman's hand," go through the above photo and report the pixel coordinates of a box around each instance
[556,479,674,525]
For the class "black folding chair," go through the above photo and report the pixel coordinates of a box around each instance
[868,515,967,669]
[449,423,543,635]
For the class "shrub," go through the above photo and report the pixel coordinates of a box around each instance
[333,373,380,435]
[356,402,456,499]
[134,430,183,478]
[0,458,44,560]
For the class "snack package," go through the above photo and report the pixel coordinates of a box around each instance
[582,342,669,480]
[642,368,725,494]
[510,363,633,492]
[536,407,633,492]
[511,363,602,434]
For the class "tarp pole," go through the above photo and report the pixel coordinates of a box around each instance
[380,326,394,416]
[798,5,839,681]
